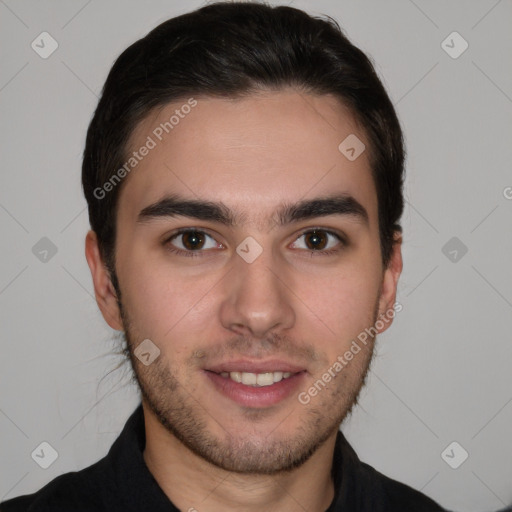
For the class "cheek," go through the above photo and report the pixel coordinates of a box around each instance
[116,248,171,331]
[117,250,219,341]
[293,260,381,348]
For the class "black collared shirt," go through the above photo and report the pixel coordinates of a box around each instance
[1,405,447,511]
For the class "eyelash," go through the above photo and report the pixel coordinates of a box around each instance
[164,228,345,258]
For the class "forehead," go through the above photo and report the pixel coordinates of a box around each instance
[118,90,377,226]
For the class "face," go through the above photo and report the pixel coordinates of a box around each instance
[87,89,402,475]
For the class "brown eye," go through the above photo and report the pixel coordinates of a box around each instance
[165,229,223,257]
[169,230,220,252]
[291,229,343,254]
[181,231,205,250]
[304,230,328,250]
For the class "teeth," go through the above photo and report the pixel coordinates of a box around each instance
[218,371,295,387]
[256,372,274,386]
[241,372,257,385]
[229,371,242,383]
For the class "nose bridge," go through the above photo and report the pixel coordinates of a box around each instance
[237,248,280,301]
[219,240,295,337]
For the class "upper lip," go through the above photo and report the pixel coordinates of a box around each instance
[205,359,306,374]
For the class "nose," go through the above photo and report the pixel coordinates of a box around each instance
[219,246,296,339]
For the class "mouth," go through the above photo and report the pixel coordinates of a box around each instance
[216,370,296,387]
[203,361,307,408]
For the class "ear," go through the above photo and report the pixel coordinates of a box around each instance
[376,231,403,334]
[85,230,123,331]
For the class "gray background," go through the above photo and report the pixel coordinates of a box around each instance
[1,1,511,510]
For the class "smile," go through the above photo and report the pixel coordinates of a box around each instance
[217,371,295,387]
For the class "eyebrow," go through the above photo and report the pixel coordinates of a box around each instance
[137,194,369,227]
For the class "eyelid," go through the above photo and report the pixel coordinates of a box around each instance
[291,227,346,246]
[164,227,220,243]
[162,227,224,257]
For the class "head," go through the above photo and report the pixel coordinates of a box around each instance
[84,1,404,474]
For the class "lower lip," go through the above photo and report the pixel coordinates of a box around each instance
[205,371,306,408]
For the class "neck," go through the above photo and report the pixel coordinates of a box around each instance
[142,403,337,512]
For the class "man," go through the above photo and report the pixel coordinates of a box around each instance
[1,2,449,511]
